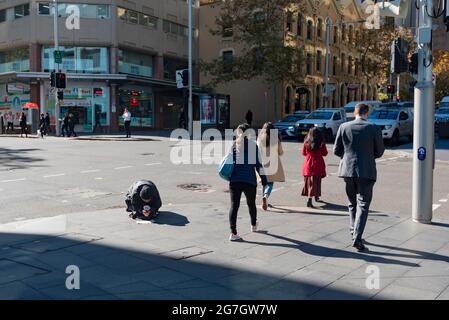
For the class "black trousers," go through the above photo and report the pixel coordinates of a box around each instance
[124,121,131,137]
[229,182,257,235]
[7,122,13,132]
[344,177,375,244]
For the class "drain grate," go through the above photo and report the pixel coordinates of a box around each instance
[178,183,212,193]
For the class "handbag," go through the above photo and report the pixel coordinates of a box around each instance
[218,145,236,181]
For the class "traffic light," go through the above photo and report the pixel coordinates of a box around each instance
[409,52,419,74]
[55,72,66,89]
[57,91,64,101]
[181,69,189,87]
[50,71,56,87]
[391,38,409,74]
[386,84,395,94]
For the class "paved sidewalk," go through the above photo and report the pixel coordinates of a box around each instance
[0,202,449,300]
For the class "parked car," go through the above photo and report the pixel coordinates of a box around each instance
[440,96,449,108]
[397,101,414,109]
[344,100,382,120]
[274,112,310,137]
[294,108,347,141]
[368,108,414,145]
[435,107,449,133]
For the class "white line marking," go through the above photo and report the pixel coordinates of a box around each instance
[95,177,104,180]
[439,199,448,203]
[1,178,26,183]
[81,169,100,173]
[433,204,441,211]
[114,166,132,170]
[144,163,162,166]
[43,174,65,178]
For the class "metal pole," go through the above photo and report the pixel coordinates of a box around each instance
[396,74,400,101]
[188,0,193,138]
[53,0,60,137]
[324,17,331,108]
[412,0,434,224]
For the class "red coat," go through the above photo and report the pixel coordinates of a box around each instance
[302,143,328,177]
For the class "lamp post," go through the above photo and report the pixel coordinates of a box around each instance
[53,0,60,137]
[188,0,193,138]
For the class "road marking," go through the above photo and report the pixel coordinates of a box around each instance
[433,204,441,211]
[439,199,448,203]
[144,163,162,166]
[81,169,100,173]
[1,178,26,183]
[43,174,65,178]
[114,166,133,170]
[95,177,104,180]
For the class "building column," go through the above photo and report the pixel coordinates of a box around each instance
[153,55,164,80]
[29,43,42,133]
[110,83,119,133]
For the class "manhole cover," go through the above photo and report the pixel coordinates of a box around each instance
[178,183,212,192]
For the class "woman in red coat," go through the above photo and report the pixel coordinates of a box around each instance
[301,127,328,208]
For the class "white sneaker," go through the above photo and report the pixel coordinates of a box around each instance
[251,222,259,233]
[229,233,242,241]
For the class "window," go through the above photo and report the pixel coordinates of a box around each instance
[43,47,109,74]
[333,56,337,75]
[348,25,354,43]
[355,58,359,75]
[307,20,313,40]
[38,3,50,15]
[119,50,153,77]
[341,25,346,42]
[333,26,338,44]
[222,17,233,37]
[297,14,303,37]
[341,53,345,72]
[286,11,293,32]
[317,18,323,38]
[139,13,158,28]
[164,57,187,81]
[316,51,322,72]
[348,56,353,74]
[0,48,30,73]
[333,112,342,120]
[39,3,111,19]
[14,4,30,19]
[163,20,188,37]
[306,53,312,75]
[128,10,138,24]
[400,112,409,121]
[222,50,233,73]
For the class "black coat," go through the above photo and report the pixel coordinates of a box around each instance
[125,180,162,214]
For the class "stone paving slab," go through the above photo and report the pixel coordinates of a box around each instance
[0,203,448,300]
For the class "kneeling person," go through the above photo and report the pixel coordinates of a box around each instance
[125,180,162,219]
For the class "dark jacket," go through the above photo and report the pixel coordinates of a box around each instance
[333,118,385,181]
[19,114,27,127]
[230,138,267,187]
[44,115,50,127]
[126,180,162,214]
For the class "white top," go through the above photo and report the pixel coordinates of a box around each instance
[123,111,131,122]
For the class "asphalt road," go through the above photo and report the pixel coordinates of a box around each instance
[1,134,449,225]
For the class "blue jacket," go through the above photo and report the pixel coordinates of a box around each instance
[230,138,267,186]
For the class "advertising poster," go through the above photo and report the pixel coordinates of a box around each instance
[200,96,216,125]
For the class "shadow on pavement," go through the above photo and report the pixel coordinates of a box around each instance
[0,148,46,171]
[0,232,370,300]
[152,211,190,226]
[270,205,388,217]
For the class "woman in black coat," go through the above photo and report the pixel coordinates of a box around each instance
[19,112,27,138]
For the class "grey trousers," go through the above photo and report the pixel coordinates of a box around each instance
[344,177,375,244]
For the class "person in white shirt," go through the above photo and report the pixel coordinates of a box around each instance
[122,108,132,138]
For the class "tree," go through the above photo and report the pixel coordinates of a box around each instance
[200,0,305,87]
[433,50,449,104]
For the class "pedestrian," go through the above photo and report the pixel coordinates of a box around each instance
[39,113,46,138]
[245,109,253,127]
[228,123,267,241]
[6,112,14,133]
[179,107,186,129]
[45,112,51,134]
[122,107,132,138]
[125,180,162,220]
[257,122,285,210]
[61,113,69,137]
[301,127,328,208]
[93,110,102,133]
[19,112,27,138]
[333,103,385,252]
[68,113,77,137]
[0,112,4,134]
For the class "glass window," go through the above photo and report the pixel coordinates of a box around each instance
[333,26,338,44]
[139,13,158,29]
[286,11,293,32]
[15,4,30,19]
[222,50,233,73]
[0,48,30,73]
[38,3,50,15]
[164,57,187,81]
[119,50,153,77]
[163,20,188,37]
[307,21,313,40]
[43,47,109,74]
[306,53,312,75]
[118,87,154,128]
[44,3,111,19]
[316,51,322,72]
[0,9,6,23]
[317,18,323,38]
[297,14,303,37]
[128,10,138,24]
[117,7,126,21]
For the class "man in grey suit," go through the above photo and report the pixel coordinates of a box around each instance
[333,104,385,251]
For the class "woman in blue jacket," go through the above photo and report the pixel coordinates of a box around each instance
[229,123,267,241]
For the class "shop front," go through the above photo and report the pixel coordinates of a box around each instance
[117,86,154,129]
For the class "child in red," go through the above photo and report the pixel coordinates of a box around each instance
[301,127,328,208]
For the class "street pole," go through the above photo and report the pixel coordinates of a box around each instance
[53,0,60,137]
[324,17,331,108]
[412,0,435,224]
[188,0,193,139]
[396,74,400,101]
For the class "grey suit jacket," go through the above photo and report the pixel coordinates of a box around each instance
[333,118,385,181]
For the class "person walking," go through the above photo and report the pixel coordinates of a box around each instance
[6,112,14,134]
[44,112,51,134]
[61,113,69,137]
[39,113,46,138]
[301,127,328,208]
[19,112,27,138]
[245,109,253,127]
[0,112,4,134]
[333,103,385,252]
[93,110,102,133]
[257,122,285,210]
[228,123,267,241]
[67,113,77,137]
[123,108,132,138]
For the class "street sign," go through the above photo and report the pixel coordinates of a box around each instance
[325,84,336,92]
[176,69,188,89]
[54,50,63,64]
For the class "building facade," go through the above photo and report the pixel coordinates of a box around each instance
[0,0,200,133]
[199,0,379,127]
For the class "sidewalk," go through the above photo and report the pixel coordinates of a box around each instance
[1,202,449,300]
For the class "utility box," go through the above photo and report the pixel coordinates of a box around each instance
[439,120,449,139]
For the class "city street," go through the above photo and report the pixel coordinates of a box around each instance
[1,134,449,299]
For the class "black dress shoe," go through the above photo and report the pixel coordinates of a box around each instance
[306,198,314,208]
[352,241,366,252]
